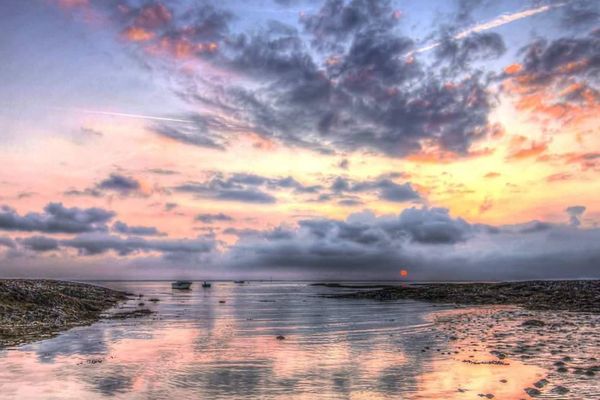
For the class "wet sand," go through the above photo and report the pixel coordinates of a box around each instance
[428,306,599,398]
[323,280,600,398]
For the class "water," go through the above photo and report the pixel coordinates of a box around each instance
[0,281,545,399]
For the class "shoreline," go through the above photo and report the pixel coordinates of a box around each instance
[426,306,599,398]
[0,279,130,348]
[317,280,600,313]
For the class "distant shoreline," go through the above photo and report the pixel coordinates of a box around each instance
[0,279,129,348]
[316,280,600,313]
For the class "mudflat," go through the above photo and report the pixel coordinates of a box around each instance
[0,279,128,347]
[320,280,600,312]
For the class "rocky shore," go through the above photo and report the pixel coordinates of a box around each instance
[0,279,128,347]
[321,280,600,312]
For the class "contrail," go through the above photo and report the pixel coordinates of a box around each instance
[54,107,193,124]
[410,2,566,56]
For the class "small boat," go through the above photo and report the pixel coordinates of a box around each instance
[172,280,192,290]
[233,280,245,284]
[202,281,212,288]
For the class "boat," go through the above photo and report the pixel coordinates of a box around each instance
[171,280,192,290]
[202,281,212,288]
[233,280,245,284]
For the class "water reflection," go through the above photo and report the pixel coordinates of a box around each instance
[0,282,544,399]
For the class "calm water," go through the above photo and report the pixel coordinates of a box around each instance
[0,281,544,399]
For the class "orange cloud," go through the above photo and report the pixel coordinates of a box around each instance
[133,3,171,29]
[484,172,500,179]
[407,147,494,164]
[546,172,573,182]
[503,63,522,75]
[122,26,154,42]
[146,37,218,59]
[507,141,547,160]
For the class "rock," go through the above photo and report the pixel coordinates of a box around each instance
[533,379,548,389]
[276,335,285,340]
[108,309,154,319]
[149,298,160,303]
[0,279,127,347]
[219,300,226,304]
[522,320,545,328]
[524,387,541,397]
[551,386,569,395]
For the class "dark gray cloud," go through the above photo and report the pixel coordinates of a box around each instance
[435,32,506,71]
[61,233,215,257]
[20,236,60,252]
[151,117,227,150]
[113,0,502,159]
[176,181,277,204]
[112,221,165,236]
[380,207,472,244]
[377,181,421,202]
[221,207,600,280]
[560,0,600,30]
[66,173,148,198]
[195,213,233,223]
[0,202,114,233]
[0,236,16,249]
[164,202,178,211]
[509,30,600,107]
[174,172,323,204]
[97,173,141,195]
[300,0,400,51]
[330,177,422,203]
[566,205,586,227]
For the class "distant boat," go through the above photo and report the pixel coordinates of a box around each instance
[172,280,192,290]
[202,281,212,288]
[234,280,245,284]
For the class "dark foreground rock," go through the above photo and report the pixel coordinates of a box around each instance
[0,279,128,347]
[327,280,600,312]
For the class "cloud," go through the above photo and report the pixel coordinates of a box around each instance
[112,221,165,236]
[176,182,276,204]
[434,32,506,71]
[566,205,586,227]
[300,0,400,51]
[174,172,323,204]
[96,0,501,159]
[195,213,233,223]
[0,237,16,249]
[329,177,422,203]
[503,30,599,126]
[151,116,227,150]
[377,181,421,203]
[221,207,600,280]
[164,202,178,211]
[560,0,600,30]
[97,173,141,195]
[61,233,215,257]
[146,168,179,175]
[66,173,148,198]
[0,202,114,233]
[20,236,60,252]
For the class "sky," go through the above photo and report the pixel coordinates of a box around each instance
[0,0,598,280]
